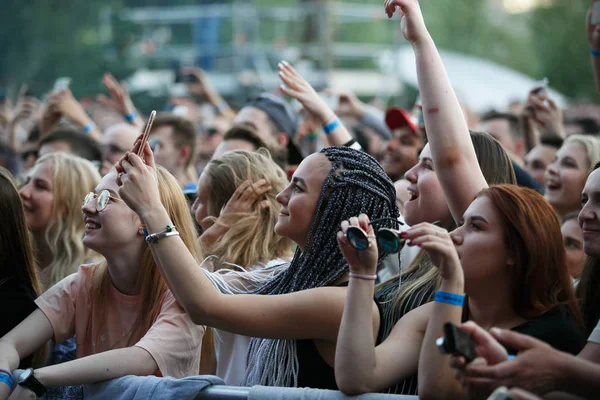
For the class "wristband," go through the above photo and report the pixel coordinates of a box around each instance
[349,272,377,281]
[0,373,12,390]
[323,117,341,135]
[0,369,11,377]
[215,99,229,114]
[434,291,465,306]
[124,111,138,122]
[83,121,96,133]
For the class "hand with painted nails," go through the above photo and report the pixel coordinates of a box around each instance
[277,61,336,126]
[337,214,379,275]
[402,222,462,282]
[383,0,430,46]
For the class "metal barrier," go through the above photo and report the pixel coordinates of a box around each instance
[194,384,419,400]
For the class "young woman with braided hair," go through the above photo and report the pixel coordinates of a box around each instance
[116,138,399,389]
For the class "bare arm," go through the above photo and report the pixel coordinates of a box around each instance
[387,0,487,222]
[35,347,157,388]
[277,61,355,148]
[587,8,600,101]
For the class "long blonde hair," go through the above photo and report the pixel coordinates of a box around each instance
[563,134,600,174]
[85,166,201,348]
[35,153,101,290]
[200,149,293,269]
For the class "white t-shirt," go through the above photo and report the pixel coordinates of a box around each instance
[211,258,288,385]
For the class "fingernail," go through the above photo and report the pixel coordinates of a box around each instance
[432,220,441,226]
[417,243,422,248]
[400,232,407,237]
[282,60,290,66]
[490,327,501,335]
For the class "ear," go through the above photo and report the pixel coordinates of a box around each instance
[179,145,192,166]
[276,132,289,148]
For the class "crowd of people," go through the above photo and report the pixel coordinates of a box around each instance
[0,0,599,399]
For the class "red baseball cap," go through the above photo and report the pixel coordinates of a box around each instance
[385,107,418,135]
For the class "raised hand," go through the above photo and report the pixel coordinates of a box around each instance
[277,61,335,125]
[337,214,379,275]
[522,89,564,138]
[97,73,141,126]
[384,0,429,45]
[587,6,600,52]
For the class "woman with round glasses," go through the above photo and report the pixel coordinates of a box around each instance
[19,152,101,292]
[0,165,205,399]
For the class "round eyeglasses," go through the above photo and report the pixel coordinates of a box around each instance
[83,190,121,212]
[346,217,405,254]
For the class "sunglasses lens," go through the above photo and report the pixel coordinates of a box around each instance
[347,226,369,251]
[97,191,109,211]
[377,229,401,253]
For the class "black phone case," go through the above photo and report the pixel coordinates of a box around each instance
[443,322,477,362]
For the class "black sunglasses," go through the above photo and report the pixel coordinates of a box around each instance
[346,217,405,254]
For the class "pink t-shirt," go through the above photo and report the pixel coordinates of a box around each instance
[35,264,205,378]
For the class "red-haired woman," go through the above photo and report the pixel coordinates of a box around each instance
[333,0,584,397]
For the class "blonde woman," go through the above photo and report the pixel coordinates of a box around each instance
[0,166,204,399]
[191,149,293,385]
[19,153,101,291]
[544,134,600,217]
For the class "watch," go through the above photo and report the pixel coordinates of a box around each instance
[17,368,46,397]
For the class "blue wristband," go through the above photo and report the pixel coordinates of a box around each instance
[83,121,96,133]
[591,49,600,57]
[323,117,341,135]
[434,291,465,306]
[0,373,13,391]
[124,111,138,122]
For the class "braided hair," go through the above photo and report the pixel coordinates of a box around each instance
[243,146,399,387]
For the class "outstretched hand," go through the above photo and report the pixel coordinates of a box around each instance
[277,61,335,125]
[98,73,141,125]
[337,214,379,275]
[384,0,430,45]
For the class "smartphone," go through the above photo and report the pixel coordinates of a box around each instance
[487,387,516,400]
[531,77,549,96]
[137,110,157,157]
[436,322,477,362]
[593,1,600,25]
[53,77,72,93]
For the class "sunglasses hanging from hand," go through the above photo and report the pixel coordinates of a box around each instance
[346,217,405,253]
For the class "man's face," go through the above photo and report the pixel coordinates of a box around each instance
[380,127,421,181]
[150,126,180,173]
[101,125,139,176]
[478,119,516,154]
[235,107,285,149]
[524,144,557,186]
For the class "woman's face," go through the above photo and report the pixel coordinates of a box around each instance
[81,171,143,254]
[544,143,590,216]
[451,196,511,288]
[19,161,54,233]
[275,153,329,250]
[561,218,585,279]
[191,172,212,232]
[403,144,451,226]
[579,169,600,258]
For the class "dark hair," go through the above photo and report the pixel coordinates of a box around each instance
[565,117,600,135]
[27,125,41,143]
[540,135,564,150]
[39,127,102,162]
[151,113,197,167]
[480,111,521,140]
[244,146,400,387]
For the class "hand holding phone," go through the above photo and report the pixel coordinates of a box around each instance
[53,77,72,94]
[436,322,477,362]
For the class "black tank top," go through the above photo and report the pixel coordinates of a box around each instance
[295,281,349,389]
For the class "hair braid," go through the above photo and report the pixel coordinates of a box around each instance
[244,147,399,387]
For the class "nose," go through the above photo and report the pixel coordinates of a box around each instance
[81,194,97,215]
[404,163,418,184]
[449,227,463,246]
[19,182,31,200]
[545,160,559,177]
[191,197,199,215]
[579,201,595,227]
[276,187,289,206]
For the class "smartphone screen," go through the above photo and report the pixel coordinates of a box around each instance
[53,77,71,93]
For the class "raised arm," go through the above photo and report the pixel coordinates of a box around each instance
[587,7,600,101]
[277,61,357,148]
[387,0,487,222]
[97,73,145,128]
[334,215,425,394]
[116,143,354,343]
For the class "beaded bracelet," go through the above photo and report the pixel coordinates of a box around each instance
[434,291,465,307]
